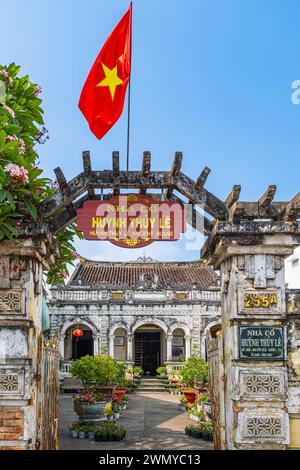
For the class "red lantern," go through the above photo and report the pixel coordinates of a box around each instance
[73,329,83,338]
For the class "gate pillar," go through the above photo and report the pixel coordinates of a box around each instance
[202,220,300,450]
[0,228,58,450]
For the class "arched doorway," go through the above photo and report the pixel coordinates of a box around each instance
[64,323,94,360]
[133,324,166,376]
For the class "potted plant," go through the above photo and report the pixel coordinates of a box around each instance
[107,411,114,421]
[201,422,213,440]
[78,424,87,439]
[70,355,116,423]
[156,366,167,378]
[95,428,107,442]
[85,424,95,440]
[185,424,202,439]
[69,422,80,438]
[133,366,143,378]
[179,397,187,411]
[73,389,110,424]
[112,427,126,442]
[181,356,209,390]
[115,362,127,388]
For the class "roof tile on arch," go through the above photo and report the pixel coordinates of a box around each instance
[67,258,219,289]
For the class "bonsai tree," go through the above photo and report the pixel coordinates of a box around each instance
[69,355,96,395]
[93,355,117,386]
[181,356,209,388]
[69,355,118,393]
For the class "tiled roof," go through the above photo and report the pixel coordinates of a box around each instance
[68,259,218,289]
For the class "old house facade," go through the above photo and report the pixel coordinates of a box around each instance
[49,256,221,375]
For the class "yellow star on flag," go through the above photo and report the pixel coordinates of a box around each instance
[96,62,123,101]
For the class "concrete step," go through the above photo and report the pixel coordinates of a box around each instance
[139,382,165,386]
[137,378,168,393]
[138,383,165,388]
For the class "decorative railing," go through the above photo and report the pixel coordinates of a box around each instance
[198,291,221,301]
[60,361,73,375]
[52,290,101,301]
[167,363,186,372]
[51,288,221,303]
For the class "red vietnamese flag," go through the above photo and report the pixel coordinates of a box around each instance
[79,4,132,139]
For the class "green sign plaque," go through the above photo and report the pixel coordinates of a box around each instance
[238,326,284,360]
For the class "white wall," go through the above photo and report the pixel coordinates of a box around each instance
[285,246,300,288]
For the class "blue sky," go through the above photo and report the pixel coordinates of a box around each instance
[1,0,300,262]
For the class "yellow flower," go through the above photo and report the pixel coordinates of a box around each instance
[104,403,112,415]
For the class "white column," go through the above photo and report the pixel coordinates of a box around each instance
[127,334,133,362]
[59,337,64,360]
[167,333,173,362]
[94,334,100,355]
[185,335,191,360]
[108,334,114,358]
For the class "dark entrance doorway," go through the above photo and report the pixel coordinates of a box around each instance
[135,332,161,376]
[72,329,94,359]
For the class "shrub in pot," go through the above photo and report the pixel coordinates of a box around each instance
[70,355,117,423]
[116,362,127,388]
[69,421,80,438]
[133,366,143,378]
[156,366,167,377]
[95,429,107,442]
[181,356,209,389]
[79,425,88,439]
[86,424,96,439]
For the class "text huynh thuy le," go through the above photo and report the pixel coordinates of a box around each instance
[92,216,171,229]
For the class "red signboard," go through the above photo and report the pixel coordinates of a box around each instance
[77,194,186,248]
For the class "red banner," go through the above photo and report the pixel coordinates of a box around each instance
[77,194,186,248]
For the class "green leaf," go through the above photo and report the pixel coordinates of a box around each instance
[0,130,6,148]
[5,124,22,134]
[4,190,16,210]
[24,198,38,220]
[1,221,19,238]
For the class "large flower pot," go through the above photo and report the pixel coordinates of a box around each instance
[74,400,108,424]
[181,388,197,405]
[113,388,127,400]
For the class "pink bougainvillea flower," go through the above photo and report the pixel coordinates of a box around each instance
[1,69,8,79]
[34,86,42,96]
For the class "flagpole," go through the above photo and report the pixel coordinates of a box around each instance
[126,77,131,171]
[126,2,133,171]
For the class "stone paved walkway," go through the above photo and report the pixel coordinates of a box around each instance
[59,392,214,450]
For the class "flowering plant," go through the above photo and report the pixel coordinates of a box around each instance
[0,63,82,285]
[112,394,121,403]
[73,388,110,404]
